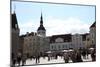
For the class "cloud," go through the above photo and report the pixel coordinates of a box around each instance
[19,17,90,36]
[44,17,90,36]
[19,20,39,35]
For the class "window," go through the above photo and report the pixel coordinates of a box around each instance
[66,45,67,48]
[15,24,18,28]
[54,45,56,49]
[87,38,89,41]
[38,32,40,34]
[51,46,53,49]
[70,44,72,48]
[63,45,65,48]
[58,45,61,49]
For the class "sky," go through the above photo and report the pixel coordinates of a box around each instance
[11,1,96,36]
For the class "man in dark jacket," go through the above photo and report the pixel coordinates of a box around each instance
[76,51,83,62]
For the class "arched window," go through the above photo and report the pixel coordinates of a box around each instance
[55,38,64,43]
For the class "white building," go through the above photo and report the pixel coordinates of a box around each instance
[50,34,72,51]
[49,33,91,51]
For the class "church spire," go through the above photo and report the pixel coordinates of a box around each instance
[40,12,43,25]
[37,12,46,37]
[37,12,46,31]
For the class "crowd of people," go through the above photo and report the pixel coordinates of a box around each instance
[11,48,96,67]
[63,48,96,63]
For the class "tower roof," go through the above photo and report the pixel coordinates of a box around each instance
[11,12,19,29]
[37,25,46,31]
[37,13,46,31]
[90,21,96,28]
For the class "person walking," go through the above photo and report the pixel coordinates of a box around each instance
[63,53,69,63]
[76,51,83,62]
[48,54,51,61]
[70,51,77,63]
[17,56,21,66]
[81,50,86,59]
[91,49,96,61]
[22,56,26,66]
[35,54,40,63]
[12,58,16,67]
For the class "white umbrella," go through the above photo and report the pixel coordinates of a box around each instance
[89,48,94,50]
[68,49,74,52]
[46,51,52,53]
[62,50,69,52]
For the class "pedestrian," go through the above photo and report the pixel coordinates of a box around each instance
[35,54,40,63]
[22,56,26,66]
[81,50,86,59]
[55,54,58,59]
[17,56,21,66]
[12,58,16,67]
[35,56,38,63]
[63,53,69,63]
[91,49,96,61]
[70,51,77,63]
[86,49,89,59]
[76,51,83,62]
[37,55,40,63]
[48,54,50,61]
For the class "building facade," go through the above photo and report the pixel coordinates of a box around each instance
[20,13,49,57]
[50,34,72,51]
[22,32,36,57]
[49,33,91,51]
[89,22,96,48]
[81,33,90,49]
[72,34,83,49]
[11,12,20,58]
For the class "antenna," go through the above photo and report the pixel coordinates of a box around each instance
[14,4,16,13]
[41,8,43,16]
